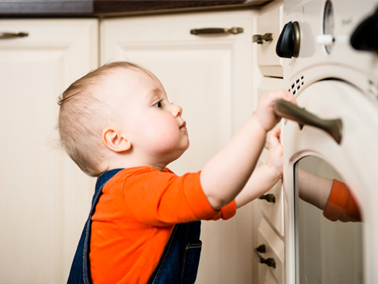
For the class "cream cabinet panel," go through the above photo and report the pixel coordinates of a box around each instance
[265,270,279,284]
[0,19,98,283]
[257,77,285,252]
[255,0,284,77]
[258,148,284,237]
[257,218,284,284]
[257,77,286,103]
[101,10,256,284]
[258,181,284,236]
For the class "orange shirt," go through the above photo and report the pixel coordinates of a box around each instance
[90,166,236,284]
[323,179,361,222]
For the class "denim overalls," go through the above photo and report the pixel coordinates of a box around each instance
[67,169,202,284]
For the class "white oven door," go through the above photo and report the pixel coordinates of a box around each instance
[282,80,378,284]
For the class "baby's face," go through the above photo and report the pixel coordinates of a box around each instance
[106,68,189,167]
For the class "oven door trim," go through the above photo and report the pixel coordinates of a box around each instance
[282,80,378,284]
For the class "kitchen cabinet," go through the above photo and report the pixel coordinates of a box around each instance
[0,8,263,283]
[257,145,284,236]
[101,9,257,284]
[254,0,284,77]
[0,19,98,283]
[252,1,286,284]
[257,218,284,284]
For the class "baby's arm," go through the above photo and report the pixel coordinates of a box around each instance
[234,128,283,208]
[297,170,361,222]
[297,169,333,210]
[200,90,294,210]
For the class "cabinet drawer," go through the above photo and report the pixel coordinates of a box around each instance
[258,148,284,237]
[256,218,284,284]
[264,269,279,284]
[254,1,284,77]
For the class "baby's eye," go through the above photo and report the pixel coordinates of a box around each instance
[153,101,162,108]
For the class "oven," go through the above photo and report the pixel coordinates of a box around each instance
[275,0,378,283]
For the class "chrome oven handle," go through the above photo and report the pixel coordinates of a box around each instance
[274,99,343,144]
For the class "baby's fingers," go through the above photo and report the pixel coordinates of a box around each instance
[268,89,296,104]
[269,128,281,148]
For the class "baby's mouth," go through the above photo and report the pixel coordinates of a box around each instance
[180,121,187,129]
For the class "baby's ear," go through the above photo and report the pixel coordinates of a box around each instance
[102,127,131,153]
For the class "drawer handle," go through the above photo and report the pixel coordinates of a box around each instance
[252,33,273,44]
[0,32,28,39]
[274,99,343,144]
[255,245,276,268]
[259,193,276,203]
[190,27,243,35]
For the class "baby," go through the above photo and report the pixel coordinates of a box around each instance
[58,61,294,283]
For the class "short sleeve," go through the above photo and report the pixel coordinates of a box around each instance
[323,179,361,222]
[124,168,236,226]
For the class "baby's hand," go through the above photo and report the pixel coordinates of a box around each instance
[255,89,294,131]
[266,128,283,179]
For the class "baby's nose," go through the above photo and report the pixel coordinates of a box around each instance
[171,104,183,117]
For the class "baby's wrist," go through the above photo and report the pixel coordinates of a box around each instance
[252,114,270,133]
[265,163,283,181]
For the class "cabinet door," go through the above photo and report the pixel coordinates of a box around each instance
[257,77,285,237]
[257,218,284,284]
[101,10,256,284]
[254,0,284,77]
[0,19,98,283]
[258,149,284,237]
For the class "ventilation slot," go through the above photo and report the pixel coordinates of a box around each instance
[289,76,305,95]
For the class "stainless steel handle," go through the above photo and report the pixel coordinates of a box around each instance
[190,27,243,35]
[254,245,276,268]
[259,193,276,203]
[252,33,273,44]
[0,32,28,39]
[274,99,343,144]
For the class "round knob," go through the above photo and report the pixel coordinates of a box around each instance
[350,7,378,53]
[276,21,301,58]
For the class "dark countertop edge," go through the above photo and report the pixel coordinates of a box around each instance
[96,1,270,19]
[0,0,272,18]
[0,1,93,18]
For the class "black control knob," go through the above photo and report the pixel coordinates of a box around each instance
[350,7,378,53]
[276,21,301,58]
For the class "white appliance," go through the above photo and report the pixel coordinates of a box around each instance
[275,1,378,283]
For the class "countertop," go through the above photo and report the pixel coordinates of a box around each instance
[0,0,273,18]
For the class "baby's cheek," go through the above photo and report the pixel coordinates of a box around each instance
[146,119,177,142]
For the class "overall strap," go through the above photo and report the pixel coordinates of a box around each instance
[67,168,124,284]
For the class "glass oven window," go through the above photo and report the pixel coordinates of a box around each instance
[295,156,363,284]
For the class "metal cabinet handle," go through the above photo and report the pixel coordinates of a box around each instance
[254,245,276,268]
[0,32,28,39]
[190,27,243,35]
[274,99,343,144]
[259,193,276,203]
[252,33,273,44]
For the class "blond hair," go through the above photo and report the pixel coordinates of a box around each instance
[58,61,148,177]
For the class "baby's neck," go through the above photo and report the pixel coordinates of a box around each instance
[101,153,168,173]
